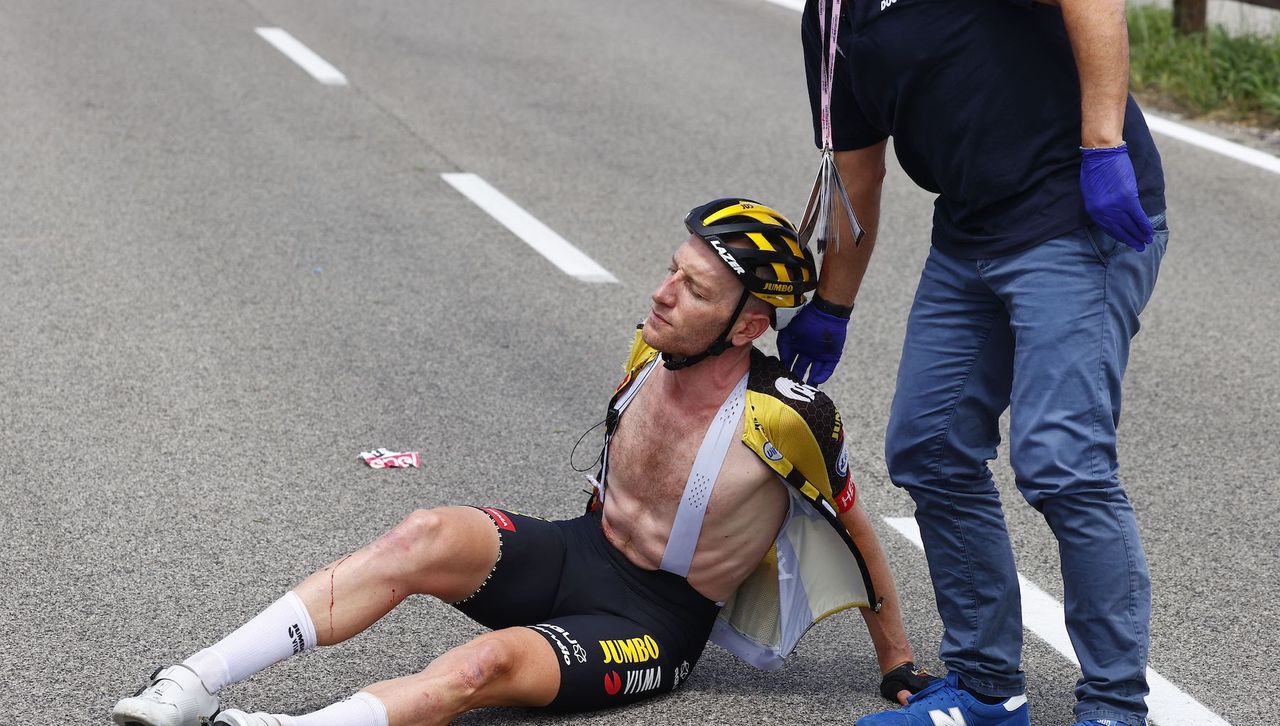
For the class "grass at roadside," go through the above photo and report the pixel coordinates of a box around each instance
[1128,6,1280,127]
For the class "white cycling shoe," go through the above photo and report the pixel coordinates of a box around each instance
[111,665,220,726]
[213,710,285,726]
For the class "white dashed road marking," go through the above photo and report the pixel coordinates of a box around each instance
[255,27,348,86]
[442,173,618,284]
[882,516,1232,726]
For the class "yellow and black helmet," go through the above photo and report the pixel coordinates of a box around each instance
[685,198,817,308]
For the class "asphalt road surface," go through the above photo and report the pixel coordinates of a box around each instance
[2,1,1277,724]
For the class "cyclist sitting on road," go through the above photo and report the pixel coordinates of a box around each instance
[112,198,934,726]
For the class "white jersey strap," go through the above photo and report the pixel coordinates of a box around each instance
[615,356,657,415]
[660,371,749,577]
[597,356,660,500]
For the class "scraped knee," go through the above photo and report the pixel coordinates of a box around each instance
[454,635,517,696]
[373,508,447,561]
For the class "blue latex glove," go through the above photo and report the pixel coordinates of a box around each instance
[777,300,849,384]
[1080,143,1154,252]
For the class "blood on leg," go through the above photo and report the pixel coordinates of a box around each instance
[293,507,501,646]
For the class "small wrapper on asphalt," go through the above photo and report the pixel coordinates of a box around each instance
[358,448,421,469]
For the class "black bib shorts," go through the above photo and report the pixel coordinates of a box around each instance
[453,507,720,712]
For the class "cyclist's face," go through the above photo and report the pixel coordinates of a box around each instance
[643,236,740,356]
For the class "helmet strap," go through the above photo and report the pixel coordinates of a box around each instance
[662,290,751,371]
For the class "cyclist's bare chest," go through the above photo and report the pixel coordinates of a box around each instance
[607,386,701,507]
[607,382,770,512]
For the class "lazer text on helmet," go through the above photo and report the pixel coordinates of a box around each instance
[707,239,746,275]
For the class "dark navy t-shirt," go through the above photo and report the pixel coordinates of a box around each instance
[803,0,1166,259]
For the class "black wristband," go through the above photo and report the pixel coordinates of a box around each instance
[811,294,854,319]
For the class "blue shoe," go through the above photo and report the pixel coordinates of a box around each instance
[1074,721,1133,726]
[856,672,1029,726]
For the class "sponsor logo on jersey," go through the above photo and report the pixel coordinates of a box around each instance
[603,671,622,695]
[774,377,819,403]
[880,0,899,11]
[481,508,516,532]
[836,446,849,477]
[835,479,857,513]
[599,635,661,664]
[832,411,843,440]
[530,623,587,665]
[530,625,572,666]
[762,441,783,461]
[620,666,662,695]
[671,660,691,690]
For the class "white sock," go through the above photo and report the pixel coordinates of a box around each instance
[182,591,317,692]
[279,692,389,726]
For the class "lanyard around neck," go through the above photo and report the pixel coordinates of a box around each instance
[818,0,844,151]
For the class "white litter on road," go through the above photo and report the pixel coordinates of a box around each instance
[358,448,420,469]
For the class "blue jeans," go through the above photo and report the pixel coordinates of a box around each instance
[885,215,1168,726]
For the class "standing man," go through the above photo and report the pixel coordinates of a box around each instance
[783,2,1168,726]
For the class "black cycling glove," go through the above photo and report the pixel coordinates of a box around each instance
[879,662,939,703]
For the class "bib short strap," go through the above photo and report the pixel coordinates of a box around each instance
[659,372,748,577]
[597,357,660,496]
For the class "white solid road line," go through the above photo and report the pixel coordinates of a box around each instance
[255,27,348,86]
[1145,113,1280,176]
[760,1,1280,177]
[882,517,1231,726]
[441,173,618,284]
